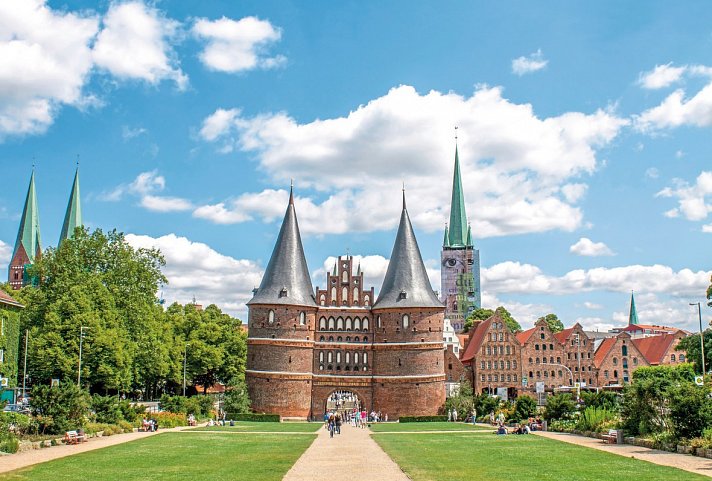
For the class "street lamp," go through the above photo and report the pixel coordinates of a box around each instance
[183,342,188,396]
[690,302,706,376]
[22,330,28,402]
[77,326,90,386]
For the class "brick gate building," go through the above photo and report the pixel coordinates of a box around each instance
[246,189,446,419]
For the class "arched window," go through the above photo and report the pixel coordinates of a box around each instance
[363,353,368,364]
[402,314,410,328]
[268,310,275,324]
[364,295,370,306]
[536,358,540,364]
[529,357,533,364]
[622,345,628,356]
[337,317,344,331]
[346,352,350,363]
[499,333,504,341]
[513,361,517,369]
[354,352,359,364]
[362,317,369,330]
[336,352,341,363]
[346,336,351,342]
[354,317,361,331]
[363,336,368,343]
[558,370,562,378]
[319,352,324,362]
[556,357,561,363]
[320,294,326,306]
[342,270,348,283]
[612,357,618,366]
[319,317,326,330]
[535,344,540,350]
[331,287,337,301]
[354,336,360,342]
[506,360,511,369]
[337,336,342,342]
[328,317,335,330]
[319,336,325,341]
[328,336,334,342]
[299,312,306,325]
[613,370,618,378]
[353,287,359,304]
[346,317,352,331]
[680,354,686,361]
[342,287,348,304]
[327,352,333,362]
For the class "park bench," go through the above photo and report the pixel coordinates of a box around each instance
[602,429,620,444]
[64,430,86,445]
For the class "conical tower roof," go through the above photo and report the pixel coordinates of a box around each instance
[374,192,442,309]
[628,292,639,325]
[13,171,41,263]
[447,146,470,248]
[248,187,316,307]
[443,224,450,247]
[60,167,82,243]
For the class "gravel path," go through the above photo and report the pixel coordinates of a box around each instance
[0,425,193,474]
[282,424,409,481]
[534,431,712,478]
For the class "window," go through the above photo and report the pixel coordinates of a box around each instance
[363,336,368,343]
[345,317,352,331]
[331,287,337,301]
[363,353,368,364]
[337,336,342,342]
[671,354,676,362]
[487,361,492,369]
[402,314,410,329]
[268,310,275,324]
[558,370,562,378]
[529,371,533,378]
[500,360,504,369]
[613,370,618,378]
[319,317,326,330]
[557,357,561,363]
[499,333,503,341]
[354,336,360,342]
[488,375,492,382]
[542,344,547,351]
[320,294,325,306]
[354,353,359,364]
[622,358,628,369]
[536,358,540,364]
[622,345,628,356]
[328,317,335,330]
[336,352,341,363]
[513,361,517,369]
[494,374,498,382]
[353,288,359,303]
[506,360,511,369]
[320,336,325,341]
[535,344,540,350]
[680,354,686,362]
[362,318,369,330]
[604,370,609,378]
[337,317,344,331]
[354,318,361,331]
[328,352,333,362]
[481,361,485,369]
[377,316,381,328]
[487,346,491,355]
[512,347,515,355]
[342,287,348,303]
[541,333,545,340]
[364,295,370,306]
[612,357,618,366]
[542,357,547,364]
[299,312,306,325]
[481,374,485,381]
[342,270,348,282]
[514,375,518,382]
[506,346,510,355]
[346,336,351,342]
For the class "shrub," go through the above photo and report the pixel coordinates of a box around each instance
[150,412,187,428]
[668,382,712,440]
[91,395,123,424]
[512,396,537,422]
[230,413,280,422]
[31,384,91,435]
[159,394,185,414]
[224,380,251,415]
[576,407,618,432]
[0,433,19,454]
[473,394,501,419]
[399,416,448,423]
[544,393,576,421]
[0,412,33,435]
[184,395,214,417]
[580,390,619,411]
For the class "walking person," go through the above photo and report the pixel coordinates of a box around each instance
[335,413,342,434]
[471,407,477,425]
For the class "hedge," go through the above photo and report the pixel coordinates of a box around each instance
[229,413,280,422]
[399,415,448,423]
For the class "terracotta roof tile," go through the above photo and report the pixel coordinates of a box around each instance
[632,334,678,365]
[461,316,494,363]
[554,327,575,344]
[515,327,536,346]
[594,337,617,368]
[0,289,23,308]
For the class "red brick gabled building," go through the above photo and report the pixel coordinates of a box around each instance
[518,319,570,392]
[554,323,597,387]
[594,332,650,386]
[632,332,688,366]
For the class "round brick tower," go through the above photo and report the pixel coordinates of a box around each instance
[371,192,446,418]
[246,188,318,418]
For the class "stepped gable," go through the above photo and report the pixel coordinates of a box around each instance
[60,167,82,243]
[515,326,537,346]
[373,192,442,309]
[248,187,316,307]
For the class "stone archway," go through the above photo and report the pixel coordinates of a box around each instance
[324,389,362,419]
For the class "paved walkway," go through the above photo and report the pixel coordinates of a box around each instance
[282,425,409,481]
[534,430,712,478]
[0,425,194,474]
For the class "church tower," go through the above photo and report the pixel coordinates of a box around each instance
[371,191,446,418]
[59,167,82,244]
[8,171,41,290]
[440,146,481,332]
[245,186,318,418]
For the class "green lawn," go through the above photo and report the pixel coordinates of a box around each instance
[190,421,321,432]
[369,421,488,432]
[372,432,710,481]
[0,431,316,481]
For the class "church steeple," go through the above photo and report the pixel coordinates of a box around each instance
[447,146,470,248]
[60,167,82,244]
[248,186,316,307]
[374,192,442,309]
[443,224,450,248]
[628,291,639,325]
[8,170,42,289]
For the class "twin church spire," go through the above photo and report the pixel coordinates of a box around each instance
[443,146,473,249]
[8,166,83,289]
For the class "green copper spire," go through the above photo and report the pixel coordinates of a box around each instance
[447,146,470,247]
[628,291,639,325]
[60,167,82,243]
[13,170,42,263]
[466,224,472,246]
[443,224,450,247]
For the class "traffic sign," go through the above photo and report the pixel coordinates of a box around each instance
[695,376,704,386]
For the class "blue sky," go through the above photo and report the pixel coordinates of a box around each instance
[1,1,710,331]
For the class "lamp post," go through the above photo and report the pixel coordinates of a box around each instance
[77,326,89,386]
[690,302,706,376]
[183,342,188,396]
[22,330,28,402]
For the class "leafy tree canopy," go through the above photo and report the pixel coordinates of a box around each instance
[463,306,521,333]
[537,313,564,333]
[495,306,522,333]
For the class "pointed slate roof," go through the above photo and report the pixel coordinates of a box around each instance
[13,171,41,263]
[373,193,442,309]
[447,146,470,248]
[629,292,639,325]
[442,224,450,247]
[60,167,82,243]
[247,187,316,307]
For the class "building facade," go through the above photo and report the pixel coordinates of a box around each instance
[440,147,481,332]
[246,189,446,419]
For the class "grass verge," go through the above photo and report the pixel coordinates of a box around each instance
[369,422,488,432]
[188,421,321,433]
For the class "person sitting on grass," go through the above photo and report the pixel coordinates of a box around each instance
[496,423,508,435]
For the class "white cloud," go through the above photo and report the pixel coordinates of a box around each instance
[122,125,147,140]
[583,301,603,310]
[703,223,712,233]
[638,63,686,89]
[569,237,615,257]
[193,16,285,73]
[197,85,627,237]
[511,49,548,76]
[483,261,710,297]
[0,239,11,264]
[92,1,187,89]
[610,293,702,332]
[126,233,263,317]
[0,0,99,137]
[645,167,659,179]
[657,171,712,222]
[574,317,615,333]
[102,170,192,212]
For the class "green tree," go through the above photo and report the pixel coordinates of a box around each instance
[677,332,712,374]
[224,379,251,415]
[473,393,500,420]
[512,395,537,421]
[445,381,475,417]
[543,393,576,421]
[668,382,712,440]
[495,306,522,333]
[537,313,564,333]
[463,308,494,333]
[580,390,619,411]
[707,274,712,308]
[31,383,90,434]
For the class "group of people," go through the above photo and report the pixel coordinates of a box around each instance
[327,391,359,410]
[493,416,544,435]
[141,418,159,432]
